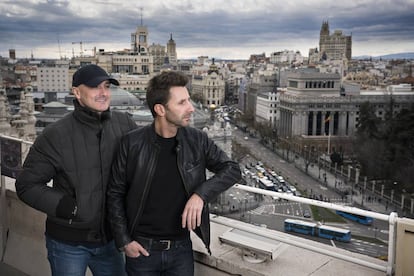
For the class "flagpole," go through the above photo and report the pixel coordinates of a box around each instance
[325,115,331,156]
[327,133,330,155]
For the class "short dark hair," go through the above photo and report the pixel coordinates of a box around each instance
[146,71,188,117]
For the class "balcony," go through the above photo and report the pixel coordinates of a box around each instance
[2,175,414,276]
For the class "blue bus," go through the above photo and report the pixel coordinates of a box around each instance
[284,219,351,243]
[318,225,351,242]
[284,219,317,236]
[336,210,374,225]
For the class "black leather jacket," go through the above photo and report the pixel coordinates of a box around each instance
[107,123,241,253]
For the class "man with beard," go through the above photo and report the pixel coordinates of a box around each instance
[107,71,241,275]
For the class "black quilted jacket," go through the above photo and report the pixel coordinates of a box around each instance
[15,100,137,243]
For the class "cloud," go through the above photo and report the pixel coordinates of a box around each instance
[1,0,413,59]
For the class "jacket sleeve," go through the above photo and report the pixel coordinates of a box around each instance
[193,131,242,203]
[15,132,68,217]
[107,135,132,249]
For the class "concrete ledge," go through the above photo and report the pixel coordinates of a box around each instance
[3,191,49,276]
[0,262,29,276]
[3,231,48,276]
[2,188,387,276]
[192,217,386,276]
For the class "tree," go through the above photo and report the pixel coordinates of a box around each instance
[385,104,414,192]
[330,151,343,166]
[354,101,414,192]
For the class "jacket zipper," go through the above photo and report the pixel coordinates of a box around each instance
[98,122,107,242]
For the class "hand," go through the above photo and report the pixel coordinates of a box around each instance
[181,193,204,230]
[123,241,149,258]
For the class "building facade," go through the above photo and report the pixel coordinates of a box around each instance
[148,43,166,72]
[255,91,278,127]
[131,25,148,53]
[269,50,304,65]
[319,21,352,61]
[110,52,153,75]
[36,65,70,93]
[191,61,225,107]
[245,69,278,118]
[277,69,414,155]
[166,33,177,66]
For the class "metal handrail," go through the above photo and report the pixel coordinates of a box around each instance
[226,184,397,275]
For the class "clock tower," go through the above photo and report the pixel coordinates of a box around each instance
[131,8,148,53]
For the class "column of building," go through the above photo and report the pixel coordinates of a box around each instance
[302,111,309,137]
[312,111,317,136]
[347,111,357,136]
[339,111,348,136]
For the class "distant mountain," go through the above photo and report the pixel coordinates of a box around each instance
[353,52,414,60]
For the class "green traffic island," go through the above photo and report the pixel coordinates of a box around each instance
[310,206,346,223]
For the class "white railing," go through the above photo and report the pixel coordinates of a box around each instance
[217,184,397,275]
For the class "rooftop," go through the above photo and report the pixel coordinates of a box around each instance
[0,177,407,276]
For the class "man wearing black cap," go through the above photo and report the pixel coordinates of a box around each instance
[15,64,137,276]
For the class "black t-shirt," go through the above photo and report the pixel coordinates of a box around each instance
[134,135,189,240]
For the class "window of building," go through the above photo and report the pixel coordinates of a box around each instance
[289,80,298,88]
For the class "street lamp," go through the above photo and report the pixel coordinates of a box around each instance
[304,145,309,173]
[286,136,290,162]
[318,153,321,179]
[391,181,397,204]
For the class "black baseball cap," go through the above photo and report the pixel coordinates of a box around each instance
[72,64,119,87]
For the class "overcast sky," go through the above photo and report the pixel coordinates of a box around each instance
[1,0,414,60]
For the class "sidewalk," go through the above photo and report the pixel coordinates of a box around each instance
[292,154,389,215]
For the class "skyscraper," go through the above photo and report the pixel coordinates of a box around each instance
[167,33,177,65]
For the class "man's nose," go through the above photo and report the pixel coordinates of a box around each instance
[97,85,109,95]
[188,102,195,112]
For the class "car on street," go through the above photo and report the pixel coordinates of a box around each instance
[303,209,311,218]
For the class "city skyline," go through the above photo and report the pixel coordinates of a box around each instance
[1,0,414,60]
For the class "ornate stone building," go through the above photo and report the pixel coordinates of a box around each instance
[191,60,225,107]
[319,21,352,61]
[166,33,177,66]
[131,25,149,53]
[0,87,36,142]
[148,43,166,73]
[277,69,414,156]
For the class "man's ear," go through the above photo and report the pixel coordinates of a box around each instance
[154,103,165,117]
[72,87,80,99]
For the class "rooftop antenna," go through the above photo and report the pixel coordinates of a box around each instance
[57,34,62,59]
[139,7,144,26]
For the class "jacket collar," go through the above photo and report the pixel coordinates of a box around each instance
[72,99,111,127]
[149,122,184,144]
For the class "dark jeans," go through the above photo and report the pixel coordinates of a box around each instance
[46,236,126,276]
[125,238,194,276]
